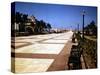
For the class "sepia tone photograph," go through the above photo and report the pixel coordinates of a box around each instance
[11,2,97,73]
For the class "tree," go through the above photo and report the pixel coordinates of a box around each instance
[15,12,22,23]
[40,20,47,33]
[47,23,52,32]
[15,12,29,32]
[34,20,47,34]
[34,19,41,33]
[23,14,28,23]
[84,21,97,36]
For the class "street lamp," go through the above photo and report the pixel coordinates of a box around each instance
[77,23,79,32]
[82,10,86,40]
[77,24,79,32]
[81,10,88,69]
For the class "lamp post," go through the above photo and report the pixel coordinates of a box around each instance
[77,24,79,32]
[81,10,88,69]
[82,10,86,40]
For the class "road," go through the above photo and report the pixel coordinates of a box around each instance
[11,31,73,73]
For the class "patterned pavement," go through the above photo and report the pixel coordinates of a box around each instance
[11,31,73,73]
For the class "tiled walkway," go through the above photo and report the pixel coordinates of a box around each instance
[11,31,73,73]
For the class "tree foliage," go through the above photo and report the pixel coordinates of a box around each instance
[84,21,97,36]
[12,12,52,35]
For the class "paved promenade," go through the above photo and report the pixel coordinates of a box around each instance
[11,31,73,73]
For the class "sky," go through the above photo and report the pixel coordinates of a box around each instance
[14,2,97,30]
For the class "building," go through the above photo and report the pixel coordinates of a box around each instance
[11,15,36,36]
